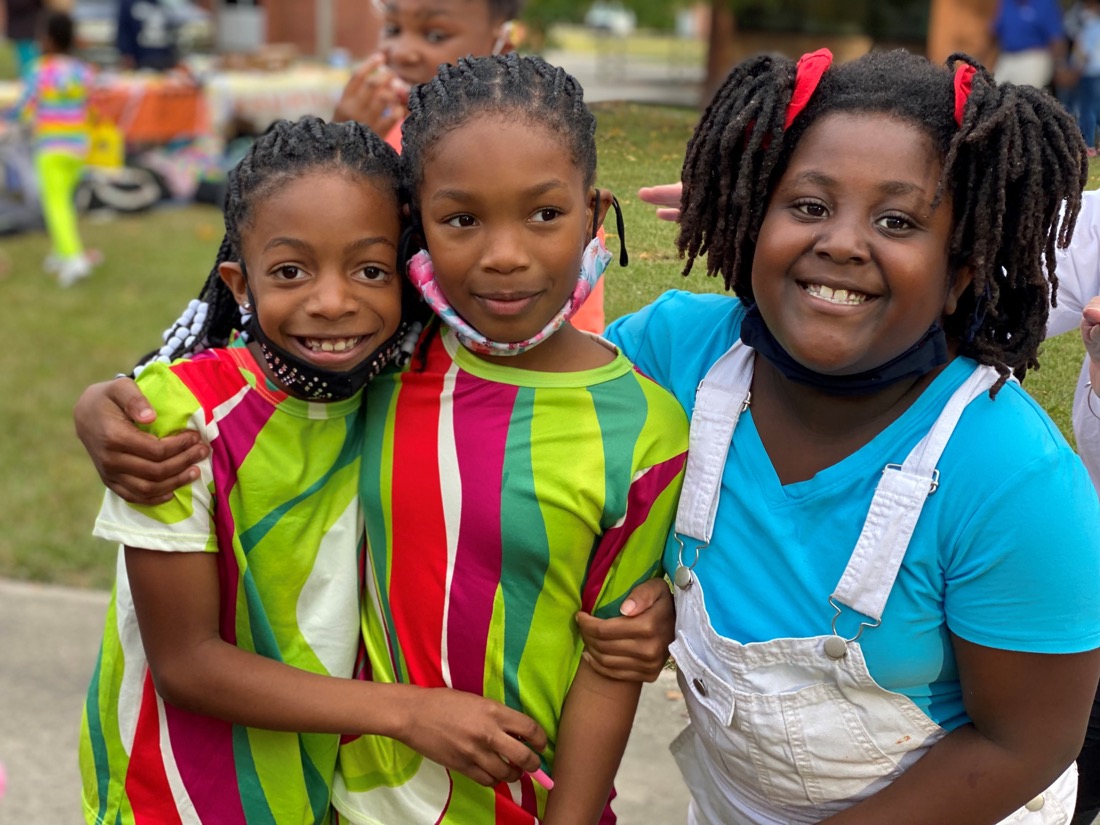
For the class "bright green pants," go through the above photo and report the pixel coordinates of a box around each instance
[35,151,85,259]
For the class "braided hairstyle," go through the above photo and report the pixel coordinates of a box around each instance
[401,52,597,209]
[136,116,404,375]
[677,49,1087,389]
[399,52,597,366]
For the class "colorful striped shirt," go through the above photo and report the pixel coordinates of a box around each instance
[333,328,688,824]
[15,53,93,154]
[80,345,366,825]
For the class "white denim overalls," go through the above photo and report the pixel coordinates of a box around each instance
[668,342,1078,824]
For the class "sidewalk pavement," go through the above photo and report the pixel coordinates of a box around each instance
[0,577,693,823]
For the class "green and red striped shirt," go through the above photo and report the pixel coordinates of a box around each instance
[334,328,688,824]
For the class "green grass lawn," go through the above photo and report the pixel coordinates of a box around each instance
[0,101,1090,588]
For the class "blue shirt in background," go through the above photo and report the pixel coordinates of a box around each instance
[994,0,1065,52]
[116,0,179,70]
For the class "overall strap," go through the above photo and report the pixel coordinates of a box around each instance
[830,365,1002,622]
[674,342,754,544]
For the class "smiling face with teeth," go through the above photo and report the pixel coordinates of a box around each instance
[751,112,973,378]
[218,170,404,395]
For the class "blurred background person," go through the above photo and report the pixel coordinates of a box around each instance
[10,9,98,286]
[1056,1,1085,125]
[116,0,179,71]
[3,0,43,79]
[1075,0,1100,156]
[992,0,1067,87]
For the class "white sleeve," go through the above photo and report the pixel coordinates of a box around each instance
[1049,189,1100,337]
[1050,191,1100,501]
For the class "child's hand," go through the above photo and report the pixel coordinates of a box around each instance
[637,182,683,223]
[398,688,547,787]
[1083,297,1100,393]
[74,378,209,505]
[575,578,675,682]
[333,53,409,136]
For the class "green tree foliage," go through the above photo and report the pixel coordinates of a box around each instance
[627,0,681,30]
[521,0,584,48]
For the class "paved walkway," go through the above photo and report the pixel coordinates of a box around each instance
[0,577,693,823]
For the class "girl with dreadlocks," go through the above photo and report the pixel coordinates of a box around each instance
[602,48,1100,823]
[79,116,548,825]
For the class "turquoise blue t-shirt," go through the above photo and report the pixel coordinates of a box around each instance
[605,290,1100,731]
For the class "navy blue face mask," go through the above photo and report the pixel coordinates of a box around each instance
[739,303,949,396]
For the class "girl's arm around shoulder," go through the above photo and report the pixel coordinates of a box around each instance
[125,546,548,787]
[91,361,223,547]
[76,366,211,507]
[541,658,642,825]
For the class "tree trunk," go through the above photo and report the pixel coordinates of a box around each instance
[927,0,997,67]
[704,1,737,106]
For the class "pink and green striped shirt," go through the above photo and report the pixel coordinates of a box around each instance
[333,327,688,824]
[81,345,366,825]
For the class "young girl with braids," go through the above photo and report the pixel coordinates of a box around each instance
[73,57,686,824]
[327,53,686,825]
[79,116,550,825]
[334,0,607,332]
[603,47,1100,823]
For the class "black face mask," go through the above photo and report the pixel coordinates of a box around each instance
[241,264,422,401]
[247,314,407,401]
[739,303,949,397]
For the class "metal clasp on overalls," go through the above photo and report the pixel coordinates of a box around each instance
[823,596,882,660]
[883,463,941,495]
[673,534,707,590]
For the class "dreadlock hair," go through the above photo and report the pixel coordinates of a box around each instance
[401,52,597,211]
[677,48,1087,391]
[135,116,404,376]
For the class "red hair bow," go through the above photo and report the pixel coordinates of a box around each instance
[953,63,977,127]
[784,48,833,129]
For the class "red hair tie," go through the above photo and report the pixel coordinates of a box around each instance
[953,63,976,127]
[784,48,833,129]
